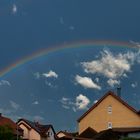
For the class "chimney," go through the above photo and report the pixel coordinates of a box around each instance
[117,86,121,97]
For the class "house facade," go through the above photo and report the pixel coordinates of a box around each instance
[17,119,56,140]
[78,91,140,134]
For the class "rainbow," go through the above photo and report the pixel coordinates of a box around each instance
[0,40,137,78]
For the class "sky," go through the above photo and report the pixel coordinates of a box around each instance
[0,0,140,132]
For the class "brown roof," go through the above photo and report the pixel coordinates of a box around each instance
[79,127,97,138]
[77,91,139,122]
[112,127,140,133]
[57,131,78,137]
[0,113,23,135]
[57,135,94,140]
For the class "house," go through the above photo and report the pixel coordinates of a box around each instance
[0,113,23,138]
[57,131,78,138]
[17,118,56,140]
[57,131,93,140]
[77,91,140,135]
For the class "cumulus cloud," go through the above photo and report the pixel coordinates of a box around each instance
[10,100,20,110]
[69,26,75,30]
[12,4,17,14]
[131,82,138,88]
[107,79,120,87]
[34,72,40,79]
[60,17,64,24]
[81,49,139,79]
[32,101,39,105]
[0,80,11,86]
[75,75,101,90]
[42,70,58,78]
[130,40,140,48]
[60,94,90,112]
[75,94,90,110]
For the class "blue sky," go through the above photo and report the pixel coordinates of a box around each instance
[0,0,140,132]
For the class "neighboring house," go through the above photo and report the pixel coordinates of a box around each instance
[57,131,92,140]
[78,91,140,134]
[0,113,23,138]
[57,131,78,138]
[17,118,56,140]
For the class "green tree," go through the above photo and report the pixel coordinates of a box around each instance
[0,125,17,140]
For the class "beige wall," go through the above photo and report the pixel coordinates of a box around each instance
[57,133,66,138]
[29,127,41,140]
[78,95,140,133]
[19,123,30,139]
[18,121,40,140]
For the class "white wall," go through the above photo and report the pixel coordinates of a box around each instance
[41,128,55,140]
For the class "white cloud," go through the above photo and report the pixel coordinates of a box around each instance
[107,79,120,87]
[75,75,101,90]
[12,4,17,14]
[95,77,99,83]
[62,105,70,109]
[75,94,90,110]
[42,70,58,78]
[60,17,64,24]
[81,49,139,79]
[131,82,138,88]
[34,115,44,122]
[130,40,140,48]
[0,80,11,86]
[60,94,90,112]
[0,108,13,115]
[93,100,98,104]
[69,26,75,30]
[34,72,40,79]
[32,101,39,105]
[60,97,73,106]
[10,100,20,110]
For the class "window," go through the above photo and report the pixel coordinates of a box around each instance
[48,132,50,137]
[108,105,112,114]
[108,122,112,129]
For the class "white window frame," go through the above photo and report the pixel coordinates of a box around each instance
[108,105,112,114]
[108,122,112,129]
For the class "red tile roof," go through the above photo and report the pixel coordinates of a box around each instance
[77,91,139,122]
[0,114,23,135]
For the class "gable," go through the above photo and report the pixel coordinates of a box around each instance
[57,131,67,138]
[18,120,31,130]
[78,91,139,122]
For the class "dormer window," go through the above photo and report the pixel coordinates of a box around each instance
[108,105,112,114]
